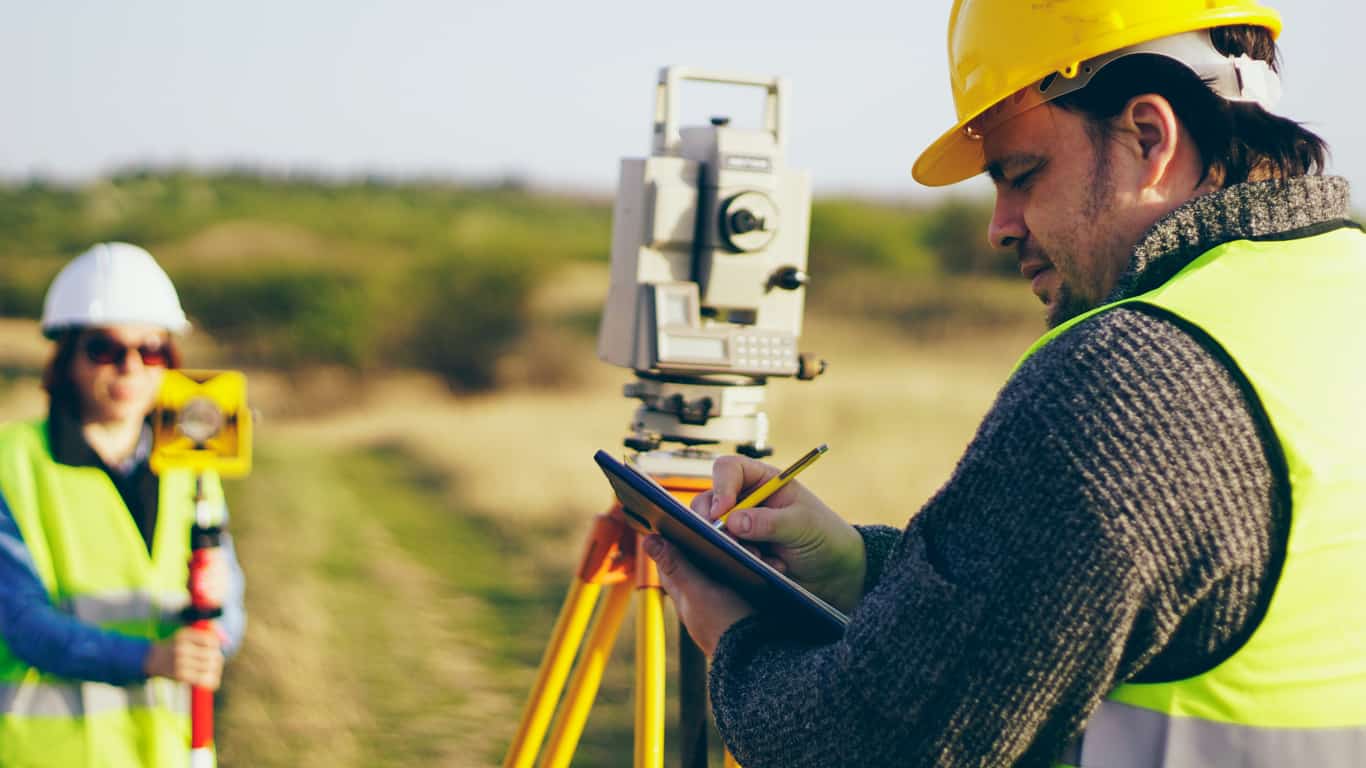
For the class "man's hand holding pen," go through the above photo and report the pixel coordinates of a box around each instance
[644,450,868,655]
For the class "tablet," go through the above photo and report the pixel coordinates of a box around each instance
[594,450,849,643]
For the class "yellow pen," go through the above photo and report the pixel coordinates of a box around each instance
[712,443,829,530]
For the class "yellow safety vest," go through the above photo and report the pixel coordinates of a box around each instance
[0,419,220,767]
[1013,224,1366,766]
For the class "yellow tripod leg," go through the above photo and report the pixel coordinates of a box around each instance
[506,515,635,768]
[634,544,666,768]
[503,578,603,768]
[539,580,635,768]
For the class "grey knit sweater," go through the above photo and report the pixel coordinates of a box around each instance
[708,176,1353,767]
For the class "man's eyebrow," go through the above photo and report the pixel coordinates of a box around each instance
[985,154,1045,182]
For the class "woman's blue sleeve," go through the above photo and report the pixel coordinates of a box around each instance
[0,492,151,685]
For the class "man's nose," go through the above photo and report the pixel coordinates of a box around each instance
[988,195,1027,249]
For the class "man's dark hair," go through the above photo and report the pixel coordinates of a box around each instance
[1055,25,1328,187]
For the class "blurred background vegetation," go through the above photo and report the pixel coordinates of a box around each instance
[0,170,1022,391]
[0,169,1042,767]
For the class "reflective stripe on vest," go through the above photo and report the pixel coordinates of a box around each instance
[60,591,189,627]
[1015,224,1366,766]
[0,419,219,766]
[0,680,188,717]
[1057,700,1366,768]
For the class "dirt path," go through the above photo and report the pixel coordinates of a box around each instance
[217,442,528,767]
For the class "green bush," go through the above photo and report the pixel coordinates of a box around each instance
[811,270,1040,337]
[809,199,937,275]
[394,252,537,391]
[174,267,376,368]
[921,198,1016,277]
[0,260,58,318]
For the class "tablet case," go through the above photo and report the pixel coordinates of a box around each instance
[594,450,848,643]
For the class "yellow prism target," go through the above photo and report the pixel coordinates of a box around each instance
[150,369,252,477]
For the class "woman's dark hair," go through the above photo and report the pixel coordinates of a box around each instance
[41,331,82,409]
[42,329,183,412]
[1054,25,1328,187]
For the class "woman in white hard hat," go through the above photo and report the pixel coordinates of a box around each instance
[0,242,245,767]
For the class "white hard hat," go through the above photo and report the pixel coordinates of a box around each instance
[41,242,191,338]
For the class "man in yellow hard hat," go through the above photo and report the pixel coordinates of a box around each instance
[644,2,1366,765]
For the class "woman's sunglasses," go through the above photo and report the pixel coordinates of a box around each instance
[82,335,171,368]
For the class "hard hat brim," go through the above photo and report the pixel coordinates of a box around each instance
[912,121,989,188]
[41,318,192,340]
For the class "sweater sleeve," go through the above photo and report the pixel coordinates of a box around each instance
[0,491,151,685]
[708,308,1280,767]
[854,524,902,593]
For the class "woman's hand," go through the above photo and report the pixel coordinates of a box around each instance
[143,627,223,689]
[692,455,867,614]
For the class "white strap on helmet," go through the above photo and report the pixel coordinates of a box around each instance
[1038,30,1283,112]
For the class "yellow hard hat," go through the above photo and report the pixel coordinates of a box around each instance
[912,0,1283,187]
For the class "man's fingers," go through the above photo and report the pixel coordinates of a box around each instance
[710,455,782,518]
[762,556,787,573]
[642,534,757,656]
[691,490,715,519]
[645,535,691,585]
[724,504,804,545]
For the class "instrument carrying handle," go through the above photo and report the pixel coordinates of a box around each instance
[653,66,787,155]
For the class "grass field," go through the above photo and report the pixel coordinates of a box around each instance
[0,271,1043,767]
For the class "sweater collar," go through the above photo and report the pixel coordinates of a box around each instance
[1107,175,1354,303]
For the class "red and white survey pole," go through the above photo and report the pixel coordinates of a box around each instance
[185,473,225,768]
[150,370,253,768]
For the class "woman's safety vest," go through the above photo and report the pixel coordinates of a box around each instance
[1015,224,1366,766]
[0,419,219,767]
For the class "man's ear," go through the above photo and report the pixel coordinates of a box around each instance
[1119,94,1182,190]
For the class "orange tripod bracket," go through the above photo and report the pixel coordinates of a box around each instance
[578,514,638,585]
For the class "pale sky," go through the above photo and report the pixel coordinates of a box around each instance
[4,2,1362,199]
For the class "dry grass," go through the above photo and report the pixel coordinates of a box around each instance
[271,311,1039,534]
[158,220,415,273]
[215,442,524,767]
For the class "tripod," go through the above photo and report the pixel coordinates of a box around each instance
[502,452,741,768]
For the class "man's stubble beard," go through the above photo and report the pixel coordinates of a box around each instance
[1046,138,1122,329]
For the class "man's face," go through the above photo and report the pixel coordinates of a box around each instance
[982,104,1143,327]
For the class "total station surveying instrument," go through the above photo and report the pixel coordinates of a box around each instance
[504,66,824,768]
[150,369,253,768]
